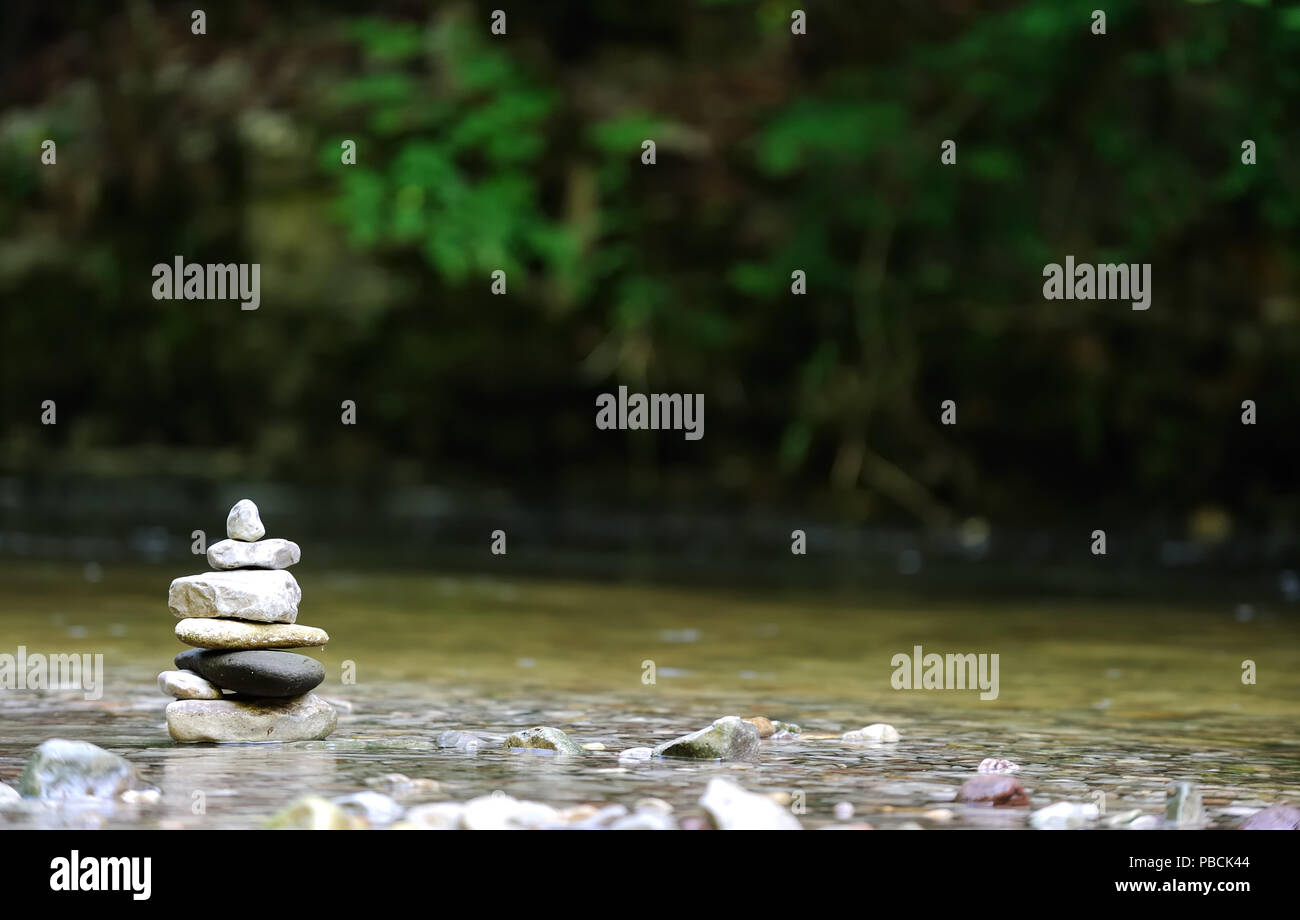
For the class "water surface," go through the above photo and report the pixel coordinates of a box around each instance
[1,562,1297,828]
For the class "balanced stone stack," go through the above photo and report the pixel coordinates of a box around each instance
[160,499,337,743]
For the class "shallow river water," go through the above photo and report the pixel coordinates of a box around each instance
[1,562,1298,829]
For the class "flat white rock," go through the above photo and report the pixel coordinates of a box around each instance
[168,570,301,623]
[207,538,300,570]
[460,794,561,830]
[166,693,336,743]
[157,669,223,700]
[226,499,265,542]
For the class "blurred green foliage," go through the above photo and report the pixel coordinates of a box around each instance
[1,0,1299,532]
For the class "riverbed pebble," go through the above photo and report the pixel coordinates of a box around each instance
[17,739,138,799]
[461,793,561,830]
[843,723,900,743]
[1029,801,1099,829]
[700,777,802,830]
[364,773,442,796]
[978,757,1021,773]
[1165,781,1204,826]
[265,795,362,829]
[653,716,761,761]
[619,747,654,762]
[956,774,1030,807]
[333,791,405,827]
[398,802,466,829]
[503,726,585,756]
[1239,804,1300,830]
[438,730,494,752]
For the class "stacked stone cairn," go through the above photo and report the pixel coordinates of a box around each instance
[160,499,337,742]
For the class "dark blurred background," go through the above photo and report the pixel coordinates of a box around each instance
[1,0,1298,593]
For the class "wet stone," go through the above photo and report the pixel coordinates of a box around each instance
[166,693,337,743]
[265,795,360,829]
[700,777,802,830]
[1030,801,1099,829]
[619,747,654,762]
[1239,804,1300,830]
[503,726,584,756]
[978,757,1021,773]
[1165,782,1204,827]
[957,774,1030,807]
[843,723,900,743]
[17,739,137,799]
[653,716,761,761]
[333,791,405,827]
[439,730,493,752]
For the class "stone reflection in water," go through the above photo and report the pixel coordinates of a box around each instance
[158,743,341,828]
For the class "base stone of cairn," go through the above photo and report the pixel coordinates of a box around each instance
[166,694,337,743]
[161,499,337,743]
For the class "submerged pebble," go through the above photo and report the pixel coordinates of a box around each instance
[1239,804,1300,830]
[1165,782,1204,827]
[438,730,492,752]
[1029,801,1099,829]
[265,795,362,829]
[957,774,1030,807]
[398,802,465,829]
[364,773,441,796]
[619,747,654,762]
[503,726,585,756]
[18,739,138,800]
[334,791,405,827]
[462,794,561,830]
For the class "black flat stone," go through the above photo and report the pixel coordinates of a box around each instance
[174,648,324,697]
